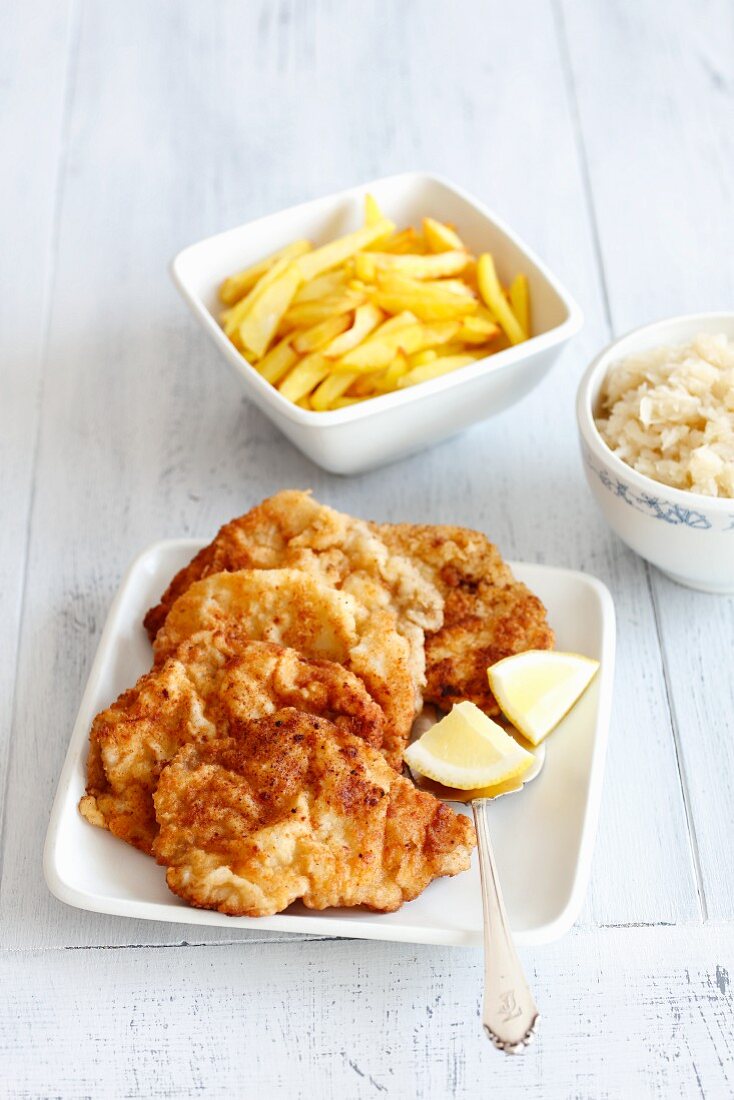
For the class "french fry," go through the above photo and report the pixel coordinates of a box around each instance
[462,342,497,359]
[322,304,384,357]
[378,351,409,391]
[368,310,419,332]
[366,227,422,254]
[423,217,465,253]
[229,328,245,353]
[293,269,349,304]
[429,341,473,357]
[311,369,358,411]
[459,316,501,344]
[408,349,438,368]
[255,336,298,384]
[278,353,331,403]
[477,254,526,345]
[239,262,304,358]
[371,273,478,321]
[431,278,475,297]
[281,290,365,331]
[475,302,499,323]
[349,371,385,397]
[355,250,470,281]
[364,193,384,226]
[297,219,395,281]
[461,265,480,295]
[509,273,530,336]
[292,313,352,354]
[362,195,397,250]
[221,256,292,336]
[219,240,311,306]
[397,353,478,388]
[337,316,460,373]
[353,253,377,282]
[333,309,415,348]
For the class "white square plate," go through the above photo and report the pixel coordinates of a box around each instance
[44,540,615,946]
[172,173,582,474]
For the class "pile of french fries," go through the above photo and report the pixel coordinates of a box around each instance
[218,196,531,411]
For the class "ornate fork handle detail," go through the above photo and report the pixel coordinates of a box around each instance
[472,797,539,1053]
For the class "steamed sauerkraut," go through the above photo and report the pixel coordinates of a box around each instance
[595,333,734,498]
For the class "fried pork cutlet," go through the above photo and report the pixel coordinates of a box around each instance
[143,490,444,704]
[152,568,416,765]
[377,523,555,715]
[79,629,387,854]
[153,709,476,917]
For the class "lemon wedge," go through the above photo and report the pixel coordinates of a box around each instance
[488,650,600,746]
[403,701,534,790]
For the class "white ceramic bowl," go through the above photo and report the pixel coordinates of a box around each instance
[172,172,582,474]
[577,313,734,594]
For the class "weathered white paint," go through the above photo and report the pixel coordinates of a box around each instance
[0,0,74,897]
[1,0,733,1094]
[561,0,734,922]
[2,927,733,1099]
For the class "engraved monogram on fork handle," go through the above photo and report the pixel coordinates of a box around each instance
[472,797,539,1053]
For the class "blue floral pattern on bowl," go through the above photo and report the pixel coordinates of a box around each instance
[583,449,734,533]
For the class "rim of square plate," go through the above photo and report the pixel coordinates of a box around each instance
[170,171,584,427]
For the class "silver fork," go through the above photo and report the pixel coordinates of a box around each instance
[409,710,544,1053]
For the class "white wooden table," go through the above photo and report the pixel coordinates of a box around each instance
[2,1,733,1095]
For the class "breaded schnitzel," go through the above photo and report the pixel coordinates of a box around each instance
[153,709,476,916]
[152,568,415,765]
[79,629,387,853]
[143,495,554,721]
[143,491,444,704]
[377,523,554,715]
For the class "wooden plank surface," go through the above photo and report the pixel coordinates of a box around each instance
[2,0,733,1095]
[560,0,734,921]
[2,926,733,1099]
[0,0,74,870]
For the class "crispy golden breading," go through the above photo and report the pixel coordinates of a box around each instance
[152,568,415,765]
[153,709,476,916]
[143,490,444,704]
[377,523,555,714]
[79,630,387,853]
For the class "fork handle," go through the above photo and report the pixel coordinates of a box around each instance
[471,798,539,1052]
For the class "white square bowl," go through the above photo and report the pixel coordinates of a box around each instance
[44,539,615,947]
[171,173,583,474]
